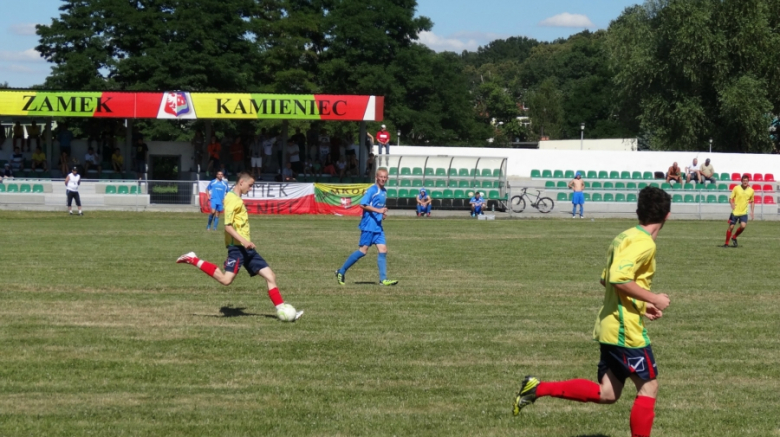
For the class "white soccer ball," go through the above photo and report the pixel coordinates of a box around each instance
[276,303,297,322]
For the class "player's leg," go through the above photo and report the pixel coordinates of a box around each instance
[75,192,82,214]
[579,201,584,218]
[376,237,397,285]
[67,191,73,214]
[732,217,747,245]
[207,203,215,229]
[416,203,422,216]
[254,256,303,319]
[628,374,659,437]
[471,204,476,217]
[336,233,370,284]
[724,217,736,246]
[176,251,238,286]
[212,205,223,230]
[425,203,431,216]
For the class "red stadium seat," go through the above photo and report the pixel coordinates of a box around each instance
[752,184,762,192]
[742,173,752,181]
[753,173,763,182]
[755,196,763,204]
[763,184,774,192]
[764,196,776,204]
[729,183,737,190]
[731,173,741,181]
[765,173,775,182]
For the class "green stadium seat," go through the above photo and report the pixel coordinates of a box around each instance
[598,171,608,179]
[470,180,481,188]
[683,194,694,203]
[711,173,720,180]
[557,192,568,201]
[389,168,398,175]
[542,169,553,178]
[615,193,626,202]
[684,183,695,190]
[718,184,728,191]
[412,179,423,187]
[424,180,435,188]
[488,190,501,199]
[493,180,501,188]
[453,180,466,188]
[583,193,591,201]
[706,183,717,190]
[564,170,574,179]
[719,173,730,181]
[482,180,493,188]
[650,183,660,188]
[638,182,648,189]
[545,181,556,189]
[493,169,501,177]
[0,184,5,192]
[412,167,423,176]
[609,171,620,179]
[448,168,458,176]
[627,182,637,190]
[620,171,631,179]
[707,195,717,204]
[661,183,671,190]
[398,189,410,198]
[603,182,614,190]
[424,168,434,176]
[556,181,567,189]
[435,179,447,188]
[627,193,638,202]
[631,171,642,180]
[587,170,597,179]
[672,194,682,203]
[604,193,614,202]
[454,189,466,198]
[19,184,31,193]
[386,188,397,198]
[32,184,44,193]
[469,169,477,177]
[553,170,564,178]
[443,189,453,198]
[400,167,411,175]
[584,181,591,188]
[459,168,471,177]
[130,186,138,194]
[530,169,541,178]
[431,191,443,199]
[718,195,729,203]
[592,193,603,202]
[481,169,493,177]
[592,181,602,189]
[435,168,446,176]
[387,179,398,187]
[6,184,19,193]
[643,171,654,180]
[118,186,129,194]
[615,182,625,190]
[400,179,411,187]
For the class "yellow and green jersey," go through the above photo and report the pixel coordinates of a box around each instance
[224,191,251,247]
[593,226,656,348]
[730,185,754,216]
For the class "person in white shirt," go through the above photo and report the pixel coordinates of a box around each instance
[685,158,702,184]
[250,134,263,178]
[262,133,276,173]
[65,166,83,215]
[84,147,101,174]
[285,138,301,174]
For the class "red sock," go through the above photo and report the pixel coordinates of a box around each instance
[630,396,656,437]
[536,379,601,403]
[197,260,218,277]
[268,287,284,306]
[725,230,732,244]
[734,227,745,238]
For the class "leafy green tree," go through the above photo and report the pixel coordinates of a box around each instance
[527,78,564,139]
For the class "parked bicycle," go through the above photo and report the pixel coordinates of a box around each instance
[510,187,554,213]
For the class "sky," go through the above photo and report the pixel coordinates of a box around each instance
[1,0,640,89]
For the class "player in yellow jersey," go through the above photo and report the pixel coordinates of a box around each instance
[512,187,672,437]
[176,172,303,321]
[723,175,754,248]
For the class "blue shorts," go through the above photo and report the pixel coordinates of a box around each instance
[224,246,269,276]
[597,343,658,383]
[728,213,748,225]
[572,191,585,205]
[358,230,386,247]
[210,201,224,213]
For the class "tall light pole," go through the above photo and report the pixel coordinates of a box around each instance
[709,138,712,153]
[580,123,585,150]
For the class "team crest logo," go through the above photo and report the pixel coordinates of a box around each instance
[340,197,352,208]
[627,357,645,372]
[157,91,197,119]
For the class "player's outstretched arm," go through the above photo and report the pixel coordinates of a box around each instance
[613,281,670,310]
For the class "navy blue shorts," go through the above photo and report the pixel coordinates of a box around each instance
[224,246,269,277]
[728,213,748,225]
[597,343,658,383]
[358,230,386,247]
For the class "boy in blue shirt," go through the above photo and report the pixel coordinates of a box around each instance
[336,168,398,286]
[470,191,486,217]
[416,188,432,217]
[206,171,230,230]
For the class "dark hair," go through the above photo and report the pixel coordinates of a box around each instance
[741,175,750,182]
[636,186,671,225]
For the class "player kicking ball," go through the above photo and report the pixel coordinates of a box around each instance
[335,167,398,286]
[722,175,754,248]
[177,172,303,321]
[512,186,672,437]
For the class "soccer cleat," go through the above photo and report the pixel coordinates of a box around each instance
[513,375,540,416]
[176,251,198,265]
[380,279,398,286]
[335,271,345,285]
[79,211,83,216]
[294,310,304,321]
[69,211,73,215]
[580,215,584,219]
[731,238,738,247]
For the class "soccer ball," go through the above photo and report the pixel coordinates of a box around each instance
[276,303,297,322]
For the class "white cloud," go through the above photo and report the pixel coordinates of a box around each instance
[539,13,595,28]
[0,48,44,63]
[418,30,514,53]
[10,23,38,36]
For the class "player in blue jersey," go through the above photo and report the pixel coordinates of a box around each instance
[335,168,398,286]
[206,171,230,231]
[470,191,486,217]
[416,188,432,217]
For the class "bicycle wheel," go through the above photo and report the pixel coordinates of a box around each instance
[510,195,526,213]
[536,197,554,213]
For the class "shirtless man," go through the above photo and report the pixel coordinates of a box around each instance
[568,171,585,218]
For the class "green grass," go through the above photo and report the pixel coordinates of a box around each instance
[1,211,778,436]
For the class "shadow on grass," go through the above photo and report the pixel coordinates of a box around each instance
[192,307,276,319]
[572,434,610,437]
[354,281,378,285]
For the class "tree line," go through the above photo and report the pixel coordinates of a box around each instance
[34,0,780,152]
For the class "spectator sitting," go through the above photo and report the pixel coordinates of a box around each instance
[31,146,48,171]
[10,147,24,172]
[666,162,682,184]
[12,121,24,150]
[416,188,432,217]
[2,163,13,180]
[25,120,40,152]
[336,155,347,181]
[470,191,487,217]
[282,162,296,182]
[700,158,716,184]
[303,161,314,178]
[322,155,336,176]
[311,160,322,178]
[84,147,101,174]
[112,148,124,173]
[685,158,702,184]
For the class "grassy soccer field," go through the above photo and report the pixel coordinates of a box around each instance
[0,211,778,436]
